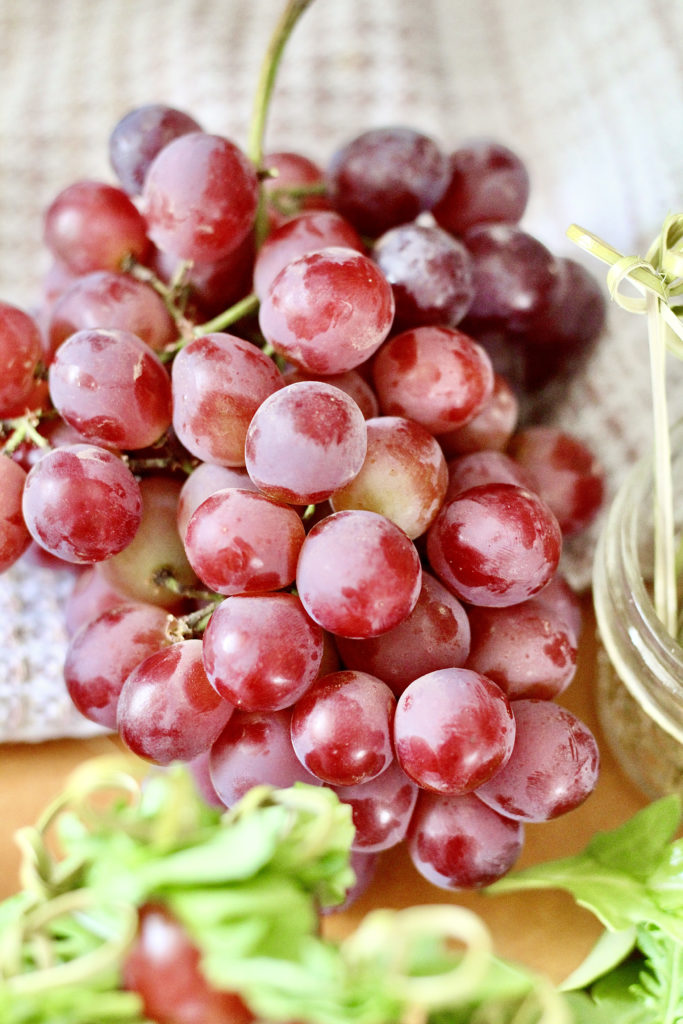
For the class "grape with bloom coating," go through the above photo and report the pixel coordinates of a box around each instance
[508,426,605,536]
[48,328,172,450]
[290,669,396,786]
[373,325,494,435]
[0,457,32,571]
[333,760,419,852]
[209,708,322,808]
[462,223,562,341]
[142,132,259,262]
[245,380,368,504]
[282,366,379,419]
[296,509,422,638]
[22,443,142,564]
[438,373,518,457]
[202,593,324,711]
[334,571,470,697]
[475,699,600,822]
[262,150,331,230]
[408,790,525,890]
[46,270,177,357]
[184,487,305,596]
[326,126,451,237]
[65,602,173,728]
[172,332,283,467]
[0,301,44,415]
[117,638,234,764]
[427,482,562,607]
[371,221,475,330]
[394,667,516,794]
[432,139,530,236]
[466,596,578,701]
[258,246,395,375]
[444,449,536,503]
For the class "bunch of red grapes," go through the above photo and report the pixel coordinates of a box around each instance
[0,107,606,896]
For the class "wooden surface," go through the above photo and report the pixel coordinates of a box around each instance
[0,595,647,985]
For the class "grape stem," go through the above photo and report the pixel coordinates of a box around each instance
[1,413,50,455]
[246,0,317,169]
[568,217,683,636]
[247,0,317,246]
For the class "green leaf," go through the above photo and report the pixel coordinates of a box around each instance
[585,796,681,880]
[560,928,638,992]
[630,924,683,1023]
[487,797,683,941]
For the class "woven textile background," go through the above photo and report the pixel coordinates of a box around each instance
[2,0,683,739]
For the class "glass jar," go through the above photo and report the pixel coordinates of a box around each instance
[593,423,683,799]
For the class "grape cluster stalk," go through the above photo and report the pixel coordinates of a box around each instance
[0,1,609,911]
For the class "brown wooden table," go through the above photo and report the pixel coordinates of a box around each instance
[0,595,647,985]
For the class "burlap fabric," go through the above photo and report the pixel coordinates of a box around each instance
[2,0,683,740]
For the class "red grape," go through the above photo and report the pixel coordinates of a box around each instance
[171,332,283,467]
[296,509,422,638]
[177,463,258,541]
[44,180,150,275]
[438,373,518,457]
[202,593,324,711]
[432,139,530,236]
[117,638,234,764]
[184,487,305,596]
[262,149,331,229]
[461,223,562,340]
[48,328,172,450]
[475,699,600,822]
[258,246,395,374]
[326,126,450,236]
[282,366,379,419]
[333,759,419,852]
[408,790,524,890]
[444,449,536,503]
[0,301,44,416]
[22,443,142,564]
[394,667,516,794]
[123,902,254,1024]
[245,380,367,504]
[64,566,129,635]
[290,669,396,786]
[426,482,562,607]
[46,270,177,357]
[65,602,173,728]
[335,571,470,696]
[142,132,259,262]
[466,597,578,701]
[372,325,494,435]
[371,221,475,330]
[209,708,321,808]
[0,456,32,572]
[508,426,605,536]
